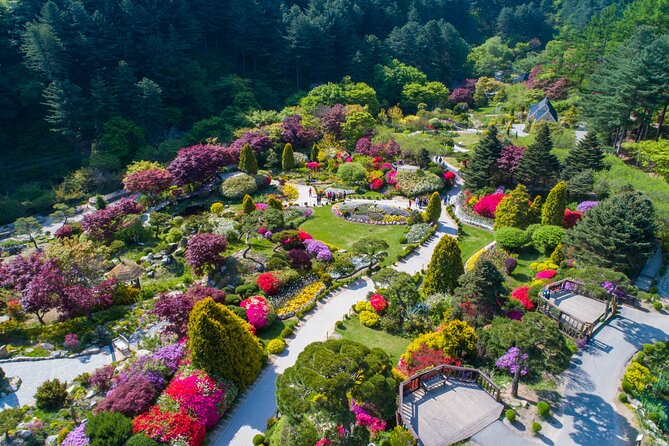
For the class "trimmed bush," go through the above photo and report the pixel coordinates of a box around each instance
[35,379,68,410]
[253,433,266,445]
[396,170,444,197]
[653,300,663,311]
[221,174,258,199]
[532,225,565,254]
[495,227,530,251]
[95,376,157,417]
[280,327,294,337]
[85,411,133,446]
[126,434,160,446]
[531,421,542,434]
[267,339,286,355]
[354,300,373,313]
[505,409,517,423]
[359,310,380,327]
[422,235,464,294]
[537,401,550,419]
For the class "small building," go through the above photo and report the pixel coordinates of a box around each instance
[528,97,558,124]
[511,73,528,84]
[105,259,145,288]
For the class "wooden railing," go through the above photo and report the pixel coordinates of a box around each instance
[537,298,595,339]
[396,364,501,436]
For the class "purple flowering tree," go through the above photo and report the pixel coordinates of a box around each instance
[80,197,143,240]
[282,115,319,150]
[185,233,228,275]
[167,144,226,188]
[321,104,347,137]
[496,347,529,397]
[304,239,333,262]
[497,145,526,182]
[228,131,273,159]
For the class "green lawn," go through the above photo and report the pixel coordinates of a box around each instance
[453,132,481,148]
[507,249,545,288]
[458,224,495,262]
[258,317,298,347]
[336,316,410,364]
[299,205,408,266]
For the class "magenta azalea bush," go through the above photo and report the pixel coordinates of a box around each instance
[473,193,506,218]
[240,296,276,330]
[350,400,386,433]
[536,270,557,279]
[64,333,79,348]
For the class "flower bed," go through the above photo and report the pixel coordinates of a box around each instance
[332,201,409,225]
[405,223,435,243]
[276,281,326,318]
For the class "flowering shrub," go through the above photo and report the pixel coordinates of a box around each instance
[563,209,583,228]
[257,272,282,295]
[350,400,386,433]
[113,343,184,393]
[54,224,74,238]
[185,233,228,275]
[496,347,529,376]
[276,281,325,317]
[536,270,557,280]
[306,161,320,170]
[396,170,444,197]
[61,422,89,446]
[64,333,79,348]
[473,193,506,218]
[6,300,22,320]
[96,375,157,417]
[359,310,380,327]
[510,286,535,310]
[315,439,332,446]
[151,286,225,336]
[370,294,388,313]
[240,296,276,330]
[397,344,461,377]
[133,406,206,446]
[81,198,144,240]
[386,170,397,185]
[370,178,384,190]
[90,364,115,392]
[255,203,267,211]
[443,171,456,185]
[304,239,333,262]
[298,231,313,241]
[576,201,599,212]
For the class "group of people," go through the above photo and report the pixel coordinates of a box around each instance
[306,187,348,206]
[408,196,430,209]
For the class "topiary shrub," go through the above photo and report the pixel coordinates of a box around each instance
[253,433,266,445]
[280,327,294,337]
[531,421,542,434]
[504,257,518,274]
[267,339,286,355]
[531,225,565,255]
[537,401,550,419]
[495,227,530,251]
[505,409,517,423]
[85,411,133,446]
[653,300,663,311]
[359,310,380,327]
[221,174,258,199]
[35,379,68,410]
[126,434,160,446]
[619,392,629,403]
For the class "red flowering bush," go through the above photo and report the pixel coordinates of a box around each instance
[298,231,313,241]
[536,270,557,280]
[133,406,206,446]
[240,296,276,330]
[473,193,506,218]
[369,294,388,314]
[369,178,384,190]
[257,272,282,295]
[510,286,535,311]
[162,371,226,428]
[443,171,456,185]
[397,344,461,377]
[563,209,583,229]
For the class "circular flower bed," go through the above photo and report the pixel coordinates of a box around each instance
[332,201,408,225]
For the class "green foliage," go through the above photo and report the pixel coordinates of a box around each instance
[422,235,464,295]
[532,225,565,255]
[564,132,604,179]
[267,195,283,210]
[282,143,295,171]
[337,162,367,185]
[125,434,160,446]
[242,194,256,214]
[422,191,442,224]
[252,433,266,446]
[542,181,567,226]
[464,126,503,191]
[396,170,444,197]
[529,196,542,224]
[238,143,259,174]
[565,190,656,278]
[221,174,258,200]
[532,421,542,434]
[516,124,560,189]
[537,401,550,419]
[506,409,517,423]
[495,227,530,251]
[35,379,68,410]
[85,411,133,446]
[95,194,108,210]
[454,259,507,326]
[494,184,531,230]
[188,298,264,391]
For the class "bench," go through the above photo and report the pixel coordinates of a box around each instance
[112,335,131,356]
[420,373,449,393]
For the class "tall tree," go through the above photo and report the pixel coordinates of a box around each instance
[422,235,464,295]
[423,192,442,224]
[463,125,503,191]
[454,259,507,327]
[515,124,560,189]
[282,143,295,171]
[563,132,605,179]
[494,184,531,230]
[542,181,568,226]
[238,143,258,174]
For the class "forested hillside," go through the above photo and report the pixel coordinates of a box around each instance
[0,0,667,223]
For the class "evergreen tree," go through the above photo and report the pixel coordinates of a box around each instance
[267,194,283,210]
[529,195,542,224]
[422,235,464,295]
[463,125,503,190]
[310,143,319,162]
[422,191,442,224]
[242,194,256,214]
[565,190,656,278]
[454,259,507,327]
[563,132,605,179]
[515,124,560,189]
[282,143,295,171]
[188,298,263,391]
[238,143,258,174]
[542,181,567,226]
[266,148,279,169]
[494,184,531,230]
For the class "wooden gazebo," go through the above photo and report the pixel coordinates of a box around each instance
[105,259,145,288]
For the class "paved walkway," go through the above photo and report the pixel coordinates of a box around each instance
[472,420,539,445]
[0,347,113,408]
[209,188,458,445]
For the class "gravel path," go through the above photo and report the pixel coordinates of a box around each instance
[0,347,113,409]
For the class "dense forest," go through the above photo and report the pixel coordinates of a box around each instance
[0,0,668,223]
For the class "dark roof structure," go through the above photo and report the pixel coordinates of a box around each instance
[528,97,558,123]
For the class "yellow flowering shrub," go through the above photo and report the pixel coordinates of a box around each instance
[282,183,299,201]
[624,362,654,392]
[465,246,487,271]
[210,202,224,214]
[277,282,325,316]
[530,260,559,274]
[359,310,380,327]
[382,215,406,224]
[355,300,373,313]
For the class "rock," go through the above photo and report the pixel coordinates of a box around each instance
[173,247,184,257]
[80,347,99,356]
[0,345,8,359]
[8,377,21,392]
[161,256,172,265]
[45,435,59,445]
[147,271,155,278]
[16,430,32,440]
[179,236,188,248]
[85,389,96,399]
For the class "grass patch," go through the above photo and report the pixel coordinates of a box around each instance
[453,132,481,148]
[458,224,495,262]
[336,316,410,364]
[374,127,450,155]
[507,248,545,288]
[299,206,408,266]
[258,317,298,347]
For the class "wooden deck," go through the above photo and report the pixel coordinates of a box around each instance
[549,291,607,325]
[401,381,503,446]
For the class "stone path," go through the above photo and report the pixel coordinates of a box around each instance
[209,188,458,446]
[0,347,113,409]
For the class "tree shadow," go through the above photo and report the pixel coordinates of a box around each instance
[560,392,635,446]
[612,313,669,348]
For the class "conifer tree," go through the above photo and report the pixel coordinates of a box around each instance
[310,144,319,162]
[463,126,503,191]
[515,124,560,189]
[238,143,258,174]
[529,195,542,223]
[454,259,507,327]
[188,298,263,391]
[282,143,295,171]
[542,181,567,226]
[267,194,283,210]
[423,191,442,224]
[563,132,605,179]
[266,148,279,169]
[242,194,256,214]
[494,184,531,230]
[422,235,464,295]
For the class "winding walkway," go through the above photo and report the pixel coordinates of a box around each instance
[209,186,458,445]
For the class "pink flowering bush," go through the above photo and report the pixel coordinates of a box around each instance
[315,439,332,446]
[563,209,583,229]
[536,270,557,280]
[350,400,386,433]
[473,193,506,218]
[443,171,456,185]
[255,203,268,211]
[370,294,388,313]
[299,231,313,241]
[306,161,320,170]
[386,170,398,185]
[257,272,282,295]
[240,296,276,330]
[370,178,384,190]
[64,333,79,348]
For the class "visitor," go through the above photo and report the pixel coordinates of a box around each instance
[409,199,412,209]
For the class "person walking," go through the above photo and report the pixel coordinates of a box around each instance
[409,199,412,209]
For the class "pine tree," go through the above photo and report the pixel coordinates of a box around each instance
[542,181,567,226]
[282,143,295,171]
[454,259,507,327]
[515,124,560,189]
[188,298,263,391]
[422,235,464,295]
[310,144,319,162]
[238,143,258,174]
[422,192,442,224]
[529,195,542,223]
[267,194,283,210]
[494,184,531,230]
[565,190,656,278]
[242,194,256,214]
[563,132,605,179]
[463,126,503,191]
